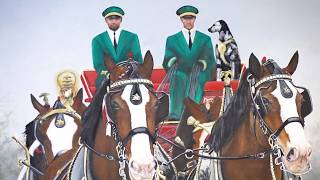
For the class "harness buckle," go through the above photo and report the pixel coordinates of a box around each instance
[268,134,277,149]
[257,152,266,159]
[185,149,194,160]
[105,155,114,161]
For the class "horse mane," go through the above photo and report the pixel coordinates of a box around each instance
[210,70,252,151]
[25,120,36,148]
[81,79,109,147]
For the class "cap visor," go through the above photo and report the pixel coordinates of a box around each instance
[105,12,123,18]
[179,12,196,17]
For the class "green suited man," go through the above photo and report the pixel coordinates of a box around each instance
[162,5,216,120]
[92,6,143,86]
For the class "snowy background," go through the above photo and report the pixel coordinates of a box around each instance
[0,0,319,179]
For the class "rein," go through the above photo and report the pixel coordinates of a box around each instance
[157,134,275,166]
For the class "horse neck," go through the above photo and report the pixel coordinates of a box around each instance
[172,114,196,172]
[220,112,282,180]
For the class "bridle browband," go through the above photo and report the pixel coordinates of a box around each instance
[109,78,153,90]
[40,107,81,121]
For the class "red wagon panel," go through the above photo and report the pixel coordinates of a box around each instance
[81,68,242,102]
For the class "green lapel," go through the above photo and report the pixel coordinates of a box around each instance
[176,31,191,53]
[191,31,201,52]
[102,31,117,58]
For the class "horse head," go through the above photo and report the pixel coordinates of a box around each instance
[29,89,85,162]
[172,97,221,172]
[248,51,312,175]
[103,51,158,179]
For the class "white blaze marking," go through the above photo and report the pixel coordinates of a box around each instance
[121,85,153,162]
[271,81,308,148]
[47,115,77,157]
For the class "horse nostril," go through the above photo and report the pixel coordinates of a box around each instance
[286,147,298,162]
[307,147,312,158]
[130,160,140,172]
[148,160,157,171]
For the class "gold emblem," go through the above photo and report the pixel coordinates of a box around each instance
[55,118,65,128]
[56,70,78,106]
[283,87,291,94]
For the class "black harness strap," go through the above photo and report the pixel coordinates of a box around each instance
[122,127,156,146]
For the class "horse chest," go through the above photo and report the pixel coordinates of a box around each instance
[46,115,78,157]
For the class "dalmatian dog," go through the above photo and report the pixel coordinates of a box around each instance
[208,20,241,80]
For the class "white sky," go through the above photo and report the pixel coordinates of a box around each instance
[0,0,319,179]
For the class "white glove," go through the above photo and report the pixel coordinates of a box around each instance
[198,59,207,71]
[167,57,177,68]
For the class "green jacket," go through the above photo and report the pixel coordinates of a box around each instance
[162,31,216,120]
[92,30,143,86]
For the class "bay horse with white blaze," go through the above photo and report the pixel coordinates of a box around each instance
[70,51,167,180]
[207,51,312,180]
[22,89,86,180]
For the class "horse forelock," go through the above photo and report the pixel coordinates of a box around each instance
[210,70,251,151]
[25,120,37,148]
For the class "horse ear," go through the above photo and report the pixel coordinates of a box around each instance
[249,53,261,79]
[104,55,118,79]
[283,51,299,75]
[72,88,87,114]
[30,94,48,114]
[184,98,207,122]
[139,50,154,79]
[208,97,222,122]
[73,88,83,107]
[184,97,198,112]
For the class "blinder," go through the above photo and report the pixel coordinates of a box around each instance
[255,92,270,118]
[296,86,313,118]
[155,92,169,123]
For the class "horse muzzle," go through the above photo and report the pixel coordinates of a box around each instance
[281,141,312,175]
[128,159,156,180]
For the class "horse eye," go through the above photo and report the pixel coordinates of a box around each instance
[262,97,270,105]
[111,101,120,110]
[155,101,159,108]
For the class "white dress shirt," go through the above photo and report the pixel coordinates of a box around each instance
[107,27,122,47]
[182,27,196,46]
